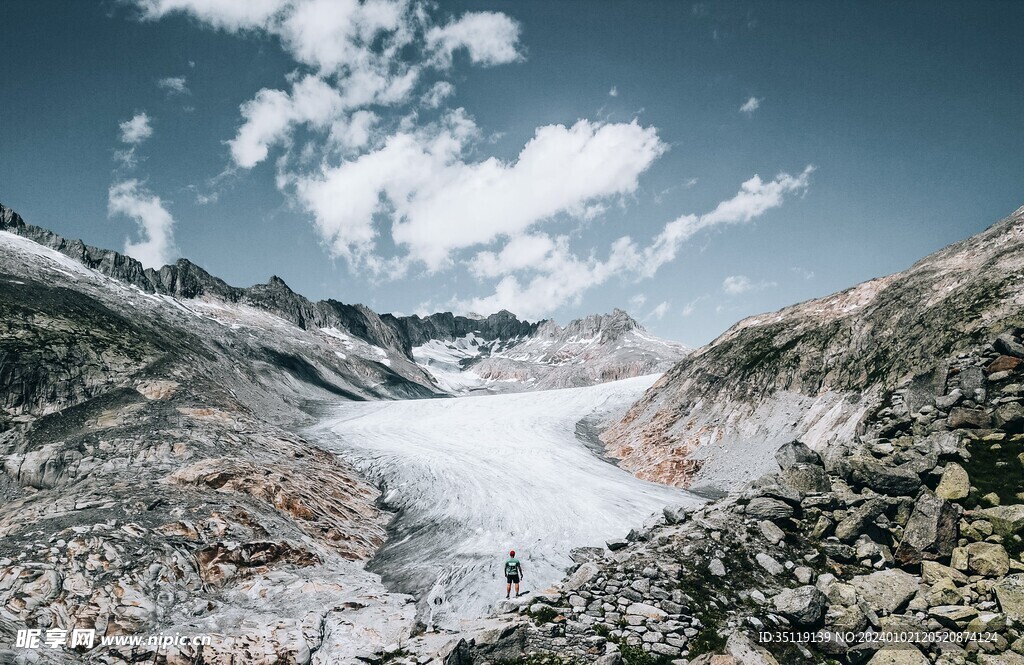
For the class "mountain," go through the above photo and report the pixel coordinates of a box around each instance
[408,309,689,393]
[604,204,1024,493]
[0,202,690,663]
[0,203,681,397]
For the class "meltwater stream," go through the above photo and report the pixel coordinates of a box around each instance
[310,375,702,629]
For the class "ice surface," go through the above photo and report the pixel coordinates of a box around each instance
[312,375,701,628]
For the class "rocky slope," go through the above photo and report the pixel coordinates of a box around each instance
[458,328,1024,665]
[0,202,689,664]
[605,205,1024,493]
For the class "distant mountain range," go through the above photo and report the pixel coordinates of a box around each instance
[0,202,686,410]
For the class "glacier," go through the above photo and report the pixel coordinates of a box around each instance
[311,375,702,629]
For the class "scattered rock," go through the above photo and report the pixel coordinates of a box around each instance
[772,585,827,627]
[895,490,958,564]
[850,569,920,614]
[935,462,970,500]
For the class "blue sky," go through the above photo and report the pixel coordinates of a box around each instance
[1,1,1022,346]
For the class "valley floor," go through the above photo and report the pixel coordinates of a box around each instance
[309,375,702,630]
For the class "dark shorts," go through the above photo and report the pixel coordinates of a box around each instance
[506,575,520,584]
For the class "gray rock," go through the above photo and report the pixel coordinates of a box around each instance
[564,562,600,592]
[758,519,785,544]
[994,574,1024,622]
[834,498,887,543]
[995,332,1024,359]
[843,456,922,496]
[906,365,947,415]
[708,558,726,577]
[606,539,629,551]
[966,541,1010,577]
[977,504,1024,537]
[934,389,964,411]
[775,440,822,469]
[850,569,920,614]
[755,552,785,575]
[947,406,992,429]
[663,505,689,525]
[772,585,827,626]
[993,402,1024,430]
[780,463,832,495]
[745,497,794,520]
[894,489,958,564]
[935,462,970,500]
[569,547,605,564]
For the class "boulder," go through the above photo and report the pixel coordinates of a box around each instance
[725,631,781,665]
[995,333,1024,358]
[977,505,1024,537]
[850,569,920,614]
[780,464,831,494]
[569,547,605,564]
[843,457,922,496]
[977,654,1024,665]
[928,604,978,628]
[663,505,689,525]
[988,354,1022,375]
[755,553,785,576]
[758,520,785,545]
[834,498,887,543]
[606,539,628,551]
[995,574,1024,622]
[993,402,1024,431]
[771,585,827,627]
[920,560,968,585]
[966,542,1010,577]
[935,389,964,411]
[745,497,794,520]
[625,602,666,620]
[935,462,970,500]
[947,407,992,429]
[894,490,958,564]
[564,562,600,592]
[775,440,822,469]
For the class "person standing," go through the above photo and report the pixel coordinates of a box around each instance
[505,550,523,598]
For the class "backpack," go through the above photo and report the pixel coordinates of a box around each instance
[505,558,520,576]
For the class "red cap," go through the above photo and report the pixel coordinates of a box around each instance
[509,550,515,556]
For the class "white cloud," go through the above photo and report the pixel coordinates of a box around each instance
[722,274,776,295]
[740,96,761,115]
[422,81,455,109]
[133,0,285,31]
[426,12,522,68]
[792,266,815,280]
[629,293,647,309]
[295,116,667,271]
[158,76,189,95]
[649,301,670,320]
[108,180,177,269]
[229,75,346,168]
[456,167,811,319]
[119,112,153,144]
[609,86,618,97]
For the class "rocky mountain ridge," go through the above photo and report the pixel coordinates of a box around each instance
[0,203,679,395]
[604,205,1024,493]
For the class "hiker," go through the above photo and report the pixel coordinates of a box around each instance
[504,550,523,598]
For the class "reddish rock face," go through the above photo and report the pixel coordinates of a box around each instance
[987,354,1022,375]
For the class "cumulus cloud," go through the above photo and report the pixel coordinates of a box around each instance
[119,112,153,144]
[608,86,618,97]
[456,167,812,319]
[133,0,284,31]
[722,274,776,295]
[426,11,522,68]
[294,115,667,271]
[422,81,455,109]
[108,180,177,268]
[740,96,761,115]
[157,76,189,95]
